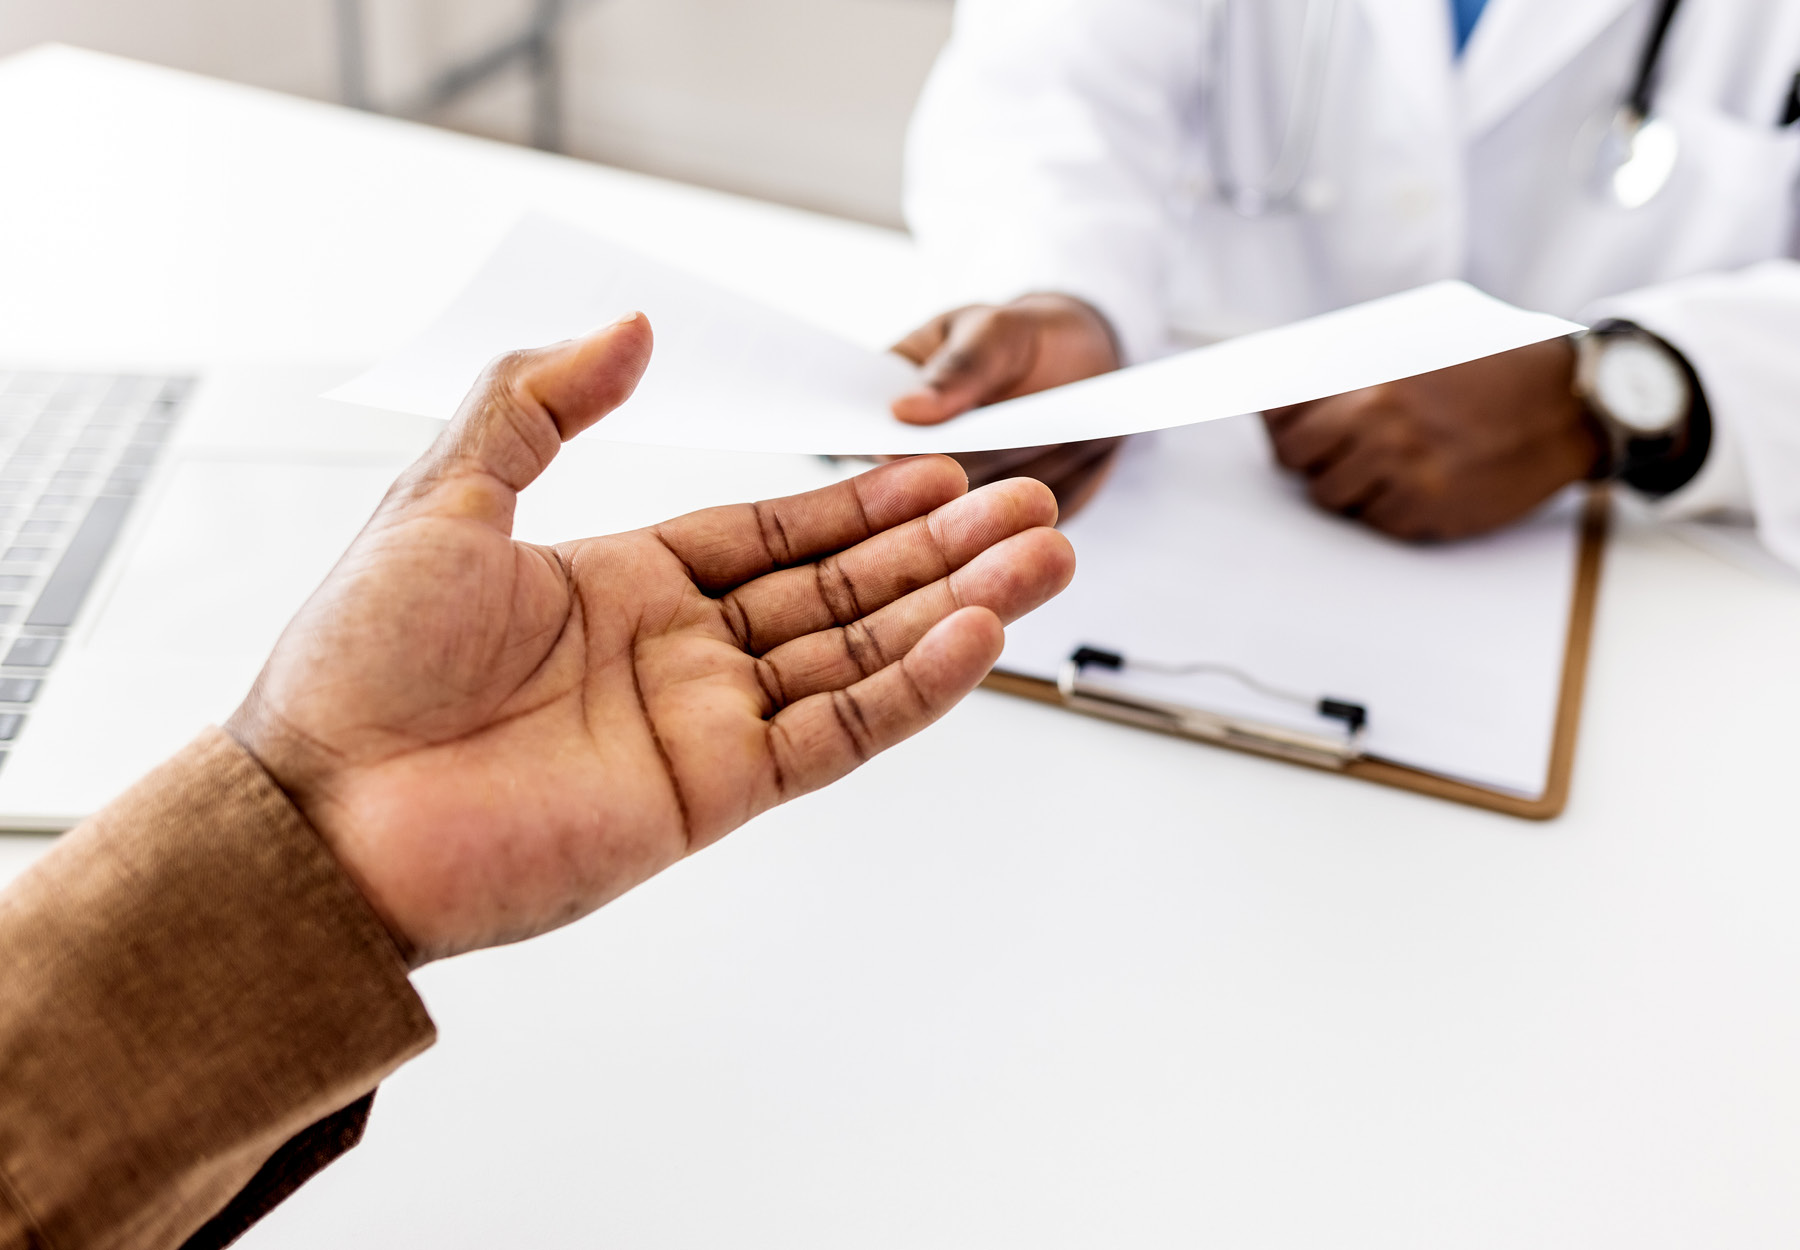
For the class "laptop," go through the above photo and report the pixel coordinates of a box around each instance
[0,365,435,831]
[0,364,850,833]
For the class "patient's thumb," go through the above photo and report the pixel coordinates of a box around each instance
[528,312,655,441]
[437,314,655,496]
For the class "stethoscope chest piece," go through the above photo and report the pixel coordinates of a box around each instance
[1580,106,1680,209]
[1579,0,1685,210]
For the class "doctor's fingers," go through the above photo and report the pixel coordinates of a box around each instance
[947,444,1062,488]
[1359,486,1445,543]
[890,309,960,366]
[1305,435,1404,515]
[981,438,1124,517]
[891,306,1039,425]
[1264,395,1373,475]
[955,436,1119,485]
[1261,402,1310,430]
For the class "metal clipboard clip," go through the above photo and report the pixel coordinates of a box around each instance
[1055,646,1370,772]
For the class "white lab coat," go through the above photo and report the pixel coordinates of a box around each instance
[905,0,1800,565]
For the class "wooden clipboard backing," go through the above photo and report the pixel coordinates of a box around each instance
[983,488,1610,821]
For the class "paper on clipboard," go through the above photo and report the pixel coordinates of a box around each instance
[997,416,1585,800]
[328,214,1582,455]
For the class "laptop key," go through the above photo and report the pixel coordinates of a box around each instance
[26,496,129,628]
[0,677,40,704]
[0,371,192,730]
[5,636,60,668]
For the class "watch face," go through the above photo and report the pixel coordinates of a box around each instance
[1593,338,1689,436]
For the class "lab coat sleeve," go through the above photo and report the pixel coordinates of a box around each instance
[1586,261,1800,569]
[903,0,1203,364]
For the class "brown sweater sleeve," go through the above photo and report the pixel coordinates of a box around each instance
[0,728,436,1250]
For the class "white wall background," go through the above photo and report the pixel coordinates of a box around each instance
[0,0,953,225]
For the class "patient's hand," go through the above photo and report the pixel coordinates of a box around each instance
[227,316,1075,965]
[890,294,1125,515]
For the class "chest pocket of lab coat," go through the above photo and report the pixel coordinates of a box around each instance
[1542,95,1800,308]
[1649,97,1800,273]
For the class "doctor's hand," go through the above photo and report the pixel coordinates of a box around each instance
[226,316,1076,966]
[890,294,1126,516]
[1262,338,1604,542]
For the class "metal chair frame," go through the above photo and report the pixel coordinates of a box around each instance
[334,0,569,151]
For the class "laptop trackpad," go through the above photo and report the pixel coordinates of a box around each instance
[0,458,402,824]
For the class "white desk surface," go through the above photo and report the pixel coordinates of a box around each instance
[4,45,1799,1250]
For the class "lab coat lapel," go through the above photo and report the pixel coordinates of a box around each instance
[1350,0,1458,119]
[1459,0,1638,134]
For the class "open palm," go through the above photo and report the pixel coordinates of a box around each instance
[229,317,1074,963]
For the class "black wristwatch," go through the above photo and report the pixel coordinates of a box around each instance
[1572,319,1711,497]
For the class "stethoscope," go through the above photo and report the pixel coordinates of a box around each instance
[1584,0,1685,208]
[1204,0,1686,218]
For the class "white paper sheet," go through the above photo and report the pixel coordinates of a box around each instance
[998,417,1584,799]
[328,214,1582,455]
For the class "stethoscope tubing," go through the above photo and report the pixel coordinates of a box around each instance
[1205,0,1686,218]
[1203,0,1343,217]
[1625,0,1685,120]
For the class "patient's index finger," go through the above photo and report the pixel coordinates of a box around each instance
[651,456,968,593]
[718,476,1059,656]
[766,606,1006,800]
[753,525,1074,709]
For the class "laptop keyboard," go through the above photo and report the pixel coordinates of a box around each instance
[0,371,192,776]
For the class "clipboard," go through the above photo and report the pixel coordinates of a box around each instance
[984,451,1609,822]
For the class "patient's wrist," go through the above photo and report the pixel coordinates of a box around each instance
[222,699,424,969]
